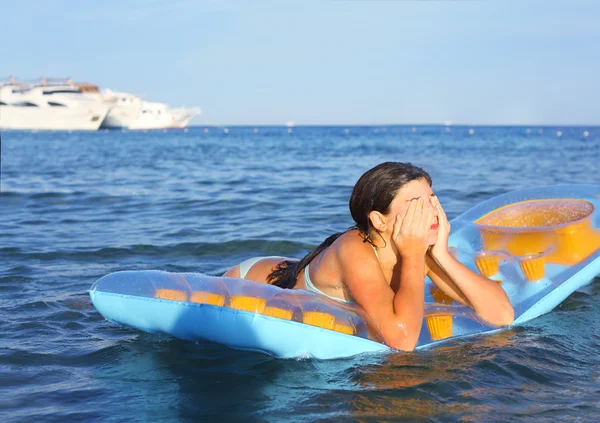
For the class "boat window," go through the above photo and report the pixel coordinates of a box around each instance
[43,89,80,95]
[12,101,39,107]
[48,101,66,107]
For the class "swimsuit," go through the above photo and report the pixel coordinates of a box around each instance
[304,246,380,304]
[238,246,380,304]
[238,256,285,279]
[303,265,355,304]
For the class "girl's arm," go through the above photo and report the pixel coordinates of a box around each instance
[428,197,514,326]
[425,254,469,305]
[341,198,434,351]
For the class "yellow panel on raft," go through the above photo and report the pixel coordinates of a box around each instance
[426,312,453,341]
[263,306,293,320]
[303,311,356,335]
[333,323,355,335]
[475,199,600,265]
[190,291,226,306]
[155,289,187,301]
[303,311,335,329]
[188,293,294,320]
[474,253,500,277]
[230,296,267,313]
[150,289,377,339]
[519,256,546,281]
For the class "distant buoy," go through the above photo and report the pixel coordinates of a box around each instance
[557,131,562,137]
[526,128,531,134]
[583,131,589,137]
[469,129,475,135]
[411,127,416,133]
[287,128,293,133]
[253,128,259,133]
[224,128,229,134]
[344,128,350,134]
[204,128,209,133]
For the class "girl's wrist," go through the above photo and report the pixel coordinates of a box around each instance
[399,250,427,261]
[431,246,451,263]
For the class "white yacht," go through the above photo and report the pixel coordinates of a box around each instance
[76,84,143,129]
[128,101,201,130]
[100,89,143,129]
[0,79,111,131]
[169,106,202,129]
[0,77,200,131]
[80,83,198,130]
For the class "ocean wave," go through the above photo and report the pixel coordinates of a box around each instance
[0,240,313,262]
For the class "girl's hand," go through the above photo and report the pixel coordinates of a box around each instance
[392,198,435,258]
[430,196,451,259]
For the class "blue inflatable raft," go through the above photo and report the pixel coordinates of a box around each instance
[90,185,600,359]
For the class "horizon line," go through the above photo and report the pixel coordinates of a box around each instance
[190,123,600,128]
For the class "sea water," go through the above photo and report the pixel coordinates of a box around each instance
[1,126,599,422]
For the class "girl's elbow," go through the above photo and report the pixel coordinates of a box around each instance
[388,339,417,352]
[500,302,515,326]
[395,343,417,352]
[488,302,514,327]
[384,331,419,352]
[492,290,515,326]
[380,317,422,351]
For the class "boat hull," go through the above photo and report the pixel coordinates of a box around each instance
[0,103,110,131]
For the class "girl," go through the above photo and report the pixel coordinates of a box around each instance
[223,162,514,351]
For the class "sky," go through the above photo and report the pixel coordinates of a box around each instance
[2,0,600,126]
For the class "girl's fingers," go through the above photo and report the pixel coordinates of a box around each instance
[422,203,433,232]
[426,204,435,228]
[419,200,434,236]
[413,198,423,228]
[403,199,417,229]
[431,197,446,224]
[436,198,447,219]
[416,198,425,227]
[393,214,402,239]
[415,199,424,226]
[424,200,433,225]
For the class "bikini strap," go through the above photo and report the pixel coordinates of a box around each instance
[372,245,380,262]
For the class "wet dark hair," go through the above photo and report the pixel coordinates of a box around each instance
[267,162,432,289]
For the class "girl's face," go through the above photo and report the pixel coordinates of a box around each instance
[387,178,439,245]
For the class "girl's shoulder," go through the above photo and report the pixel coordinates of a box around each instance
[335,228,363,246]
[334,229,377,259]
